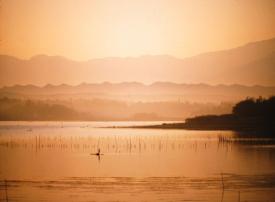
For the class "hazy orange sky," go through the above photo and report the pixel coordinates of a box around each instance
[1,0,275,60]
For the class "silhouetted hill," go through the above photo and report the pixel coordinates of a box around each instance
[1,38,275,86]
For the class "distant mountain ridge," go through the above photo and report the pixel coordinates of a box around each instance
[1,82,274,103]
[0,37,275,86]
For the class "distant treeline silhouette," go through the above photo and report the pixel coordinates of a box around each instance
[0,97,87,121]
[0,97,233,121]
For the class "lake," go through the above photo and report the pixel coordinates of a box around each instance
[0,121,275,201]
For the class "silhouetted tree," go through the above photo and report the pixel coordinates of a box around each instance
[233,96,275,119]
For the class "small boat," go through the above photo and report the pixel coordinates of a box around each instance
[90,149,103,156]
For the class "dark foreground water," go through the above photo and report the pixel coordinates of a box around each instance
[0,122,275,202]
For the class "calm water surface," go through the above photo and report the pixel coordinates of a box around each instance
[0,121,275,201]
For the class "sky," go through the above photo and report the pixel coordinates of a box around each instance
[0,0,275,60]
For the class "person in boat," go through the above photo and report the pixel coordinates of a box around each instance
[90,148,103,157]
[96,148,101,155]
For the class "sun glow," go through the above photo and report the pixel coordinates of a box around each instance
[1,0,275,60]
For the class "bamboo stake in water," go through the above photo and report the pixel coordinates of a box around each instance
[5,179,8,202]
[221,173,224,202]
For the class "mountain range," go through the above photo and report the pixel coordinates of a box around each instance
[0,37,275,86]
[0,82,274,103]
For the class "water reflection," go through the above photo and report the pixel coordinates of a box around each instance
[1,174,275,202]
[0,122,275,201]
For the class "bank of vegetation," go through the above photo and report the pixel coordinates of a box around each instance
[142,96,275,132]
